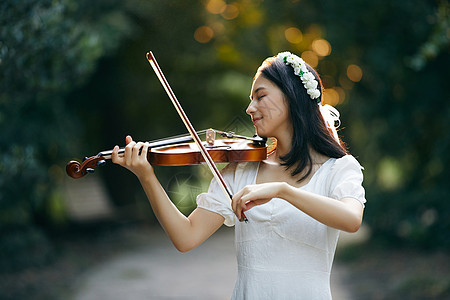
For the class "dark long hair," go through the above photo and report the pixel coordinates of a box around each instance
[256,55,348,181]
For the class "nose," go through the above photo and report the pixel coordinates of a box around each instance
[246,100,257,115]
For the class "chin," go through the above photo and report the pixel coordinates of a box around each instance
[254,128,269,139]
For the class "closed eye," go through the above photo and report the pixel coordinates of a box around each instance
[248,94,265,102]
[250,87,267,101]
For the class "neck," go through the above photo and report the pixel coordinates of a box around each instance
[309,147,330,164]
[268,136,329,166]
[267,131,292,163]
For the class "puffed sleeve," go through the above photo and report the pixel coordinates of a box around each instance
[328,155,366,207]
[196,163,238,227]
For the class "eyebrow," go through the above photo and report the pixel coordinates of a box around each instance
[249,87,267,100]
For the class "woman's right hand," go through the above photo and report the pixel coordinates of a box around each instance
[111,135,154,179]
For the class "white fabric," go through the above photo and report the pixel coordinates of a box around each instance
[196,155,365,299]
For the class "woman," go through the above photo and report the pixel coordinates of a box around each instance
[112,51,366,299]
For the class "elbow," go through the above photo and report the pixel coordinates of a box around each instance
[173,240,197,253]
[342,217,362,233]
[175,245,192,253]
[174,242,191,253]
[344,222,361,233]
[339,201,364,233]
[343,220,362,233]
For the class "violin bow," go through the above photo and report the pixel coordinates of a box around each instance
[146,51,248,222]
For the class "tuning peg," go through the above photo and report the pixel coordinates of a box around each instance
[97,160,106,166]
[86,168,95,173]
[83,157,89,161]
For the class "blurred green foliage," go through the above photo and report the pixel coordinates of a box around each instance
[0,0,133,271]
[1,0,449,271]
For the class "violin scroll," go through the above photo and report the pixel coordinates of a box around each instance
[66,156,106,179]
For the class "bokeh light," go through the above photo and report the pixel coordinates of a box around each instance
[284,27,303,44]
[194,26,214,43]
[301,50,318,67]
[221,4,239,20]
[206,0,226,14]
[334,86,346,104]
[347,64,363,82]
[323,88,340,106]
[322,87,346,106]
[377,157,404,191]
[311,39,331,57]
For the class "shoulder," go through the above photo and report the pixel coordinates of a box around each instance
[326,155,364,186]
[331,155,364,172]
[327,155,366,205]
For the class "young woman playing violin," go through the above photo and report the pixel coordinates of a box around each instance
[111,51,366,299]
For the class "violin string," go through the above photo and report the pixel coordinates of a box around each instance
[141,129,264,147]
[145,129,259,143]
[145,129,209,144]
[112,129,259,149]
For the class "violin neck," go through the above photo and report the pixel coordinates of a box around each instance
[97,135,194,160]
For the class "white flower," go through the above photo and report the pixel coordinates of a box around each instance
[302,72,315,82]
[286,55,296,65]
[277,52,291,62]
[308,89,321,99]
[300,64,308,73]
[305,79,318,90]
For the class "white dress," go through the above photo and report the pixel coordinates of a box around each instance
[196,155,366,299]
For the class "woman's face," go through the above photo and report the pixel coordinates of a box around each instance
[247,74,292,138]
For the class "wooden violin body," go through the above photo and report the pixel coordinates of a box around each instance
[150,139,266,166]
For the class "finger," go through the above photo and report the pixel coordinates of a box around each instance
[132,142,145,161]
[239,187,267,204]
[238,201,250,222]
[232,186,247,208]
[111,145,122,165]
[231,195,238,215]
[236,198,246,221]
[124,140,136,164]
[126,135,133,145]
[232,187,251,220]
[142,142,150,162]
[238,185,259,203]
[232,192,243,218]
[244,198,270,210]
[240,193,255,203]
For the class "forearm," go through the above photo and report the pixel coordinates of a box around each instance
[278,183,363,232]
[138,172,224,252]
[138,172,195,250]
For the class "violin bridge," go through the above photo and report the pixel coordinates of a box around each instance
[206,128,216,146]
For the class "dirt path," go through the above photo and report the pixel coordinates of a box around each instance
[71,226,353,300]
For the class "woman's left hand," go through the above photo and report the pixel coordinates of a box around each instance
[232,182,285,221]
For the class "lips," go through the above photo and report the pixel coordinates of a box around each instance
[252,117,262,126]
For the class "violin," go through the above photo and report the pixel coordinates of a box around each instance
[66,129,267,179]
[66,51,267,222]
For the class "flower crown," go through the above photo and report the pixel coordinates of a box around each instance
[276,51,321,103]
